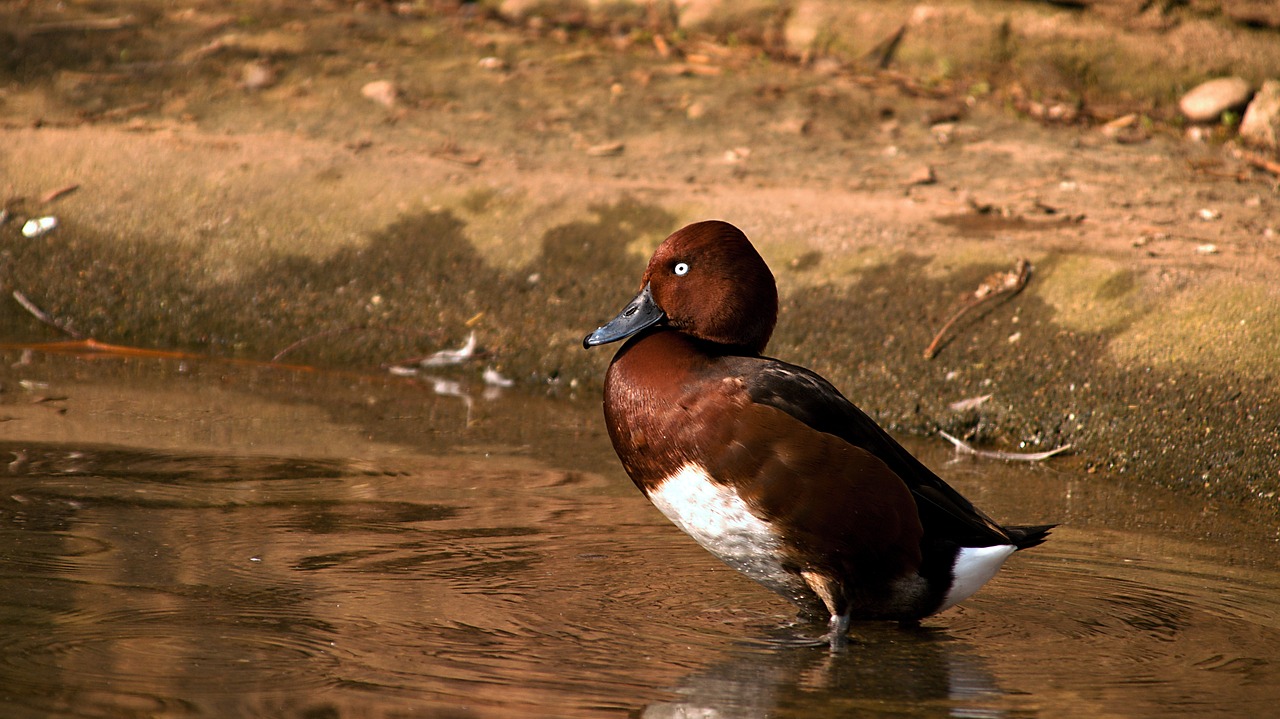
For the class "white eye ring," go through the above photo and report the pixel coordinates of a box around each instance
[674,262,690,276]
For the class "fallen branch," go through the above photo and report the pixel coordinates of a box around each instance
[865,24,907,70]
[420,331,478,367]
[0,338,329,372]
[1234,148,1280,177]
[923,258,1032,360]
[11,290,85,339]
[431,149,483,166]
[40,184,80,204]
[271,325,432,362]
[939,430,1071,462]
[27,15,138,35]
[86,102,154,122]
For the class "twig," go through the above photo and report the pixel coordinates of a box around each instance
[652,34,671,59]
[939,430,1071,462]
[866,24,907,70]
[85,102,153,121]
[11,290,85,339]
[923,258,1032,360]
[431,141,483,167]
[431,150,483,166]
[1234,148,1280,177]
[419,331,477,367]
[27,15,138,35]
[271,325,433,363]
[40,184,79,204]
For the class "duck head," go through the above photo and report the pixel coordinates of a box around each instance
[583,220,778,354]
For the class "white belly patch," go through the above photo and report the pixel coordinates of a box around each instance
[646,464,801,597]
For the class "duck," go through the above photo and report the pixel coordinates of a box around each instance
[582,220,1052,641]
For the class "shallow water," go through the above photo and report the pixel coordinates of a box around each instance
[1,347,1277,718]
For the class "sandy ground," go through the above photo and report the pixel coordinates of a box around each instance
[1,1,1278,508]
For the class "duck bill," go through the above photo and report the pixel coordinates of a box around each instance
[583,283,665,349]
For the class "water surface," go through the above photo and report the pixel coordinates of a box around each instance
[1,348,1277,717]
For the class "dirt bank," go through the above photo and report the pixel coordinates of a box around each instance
[1,1,1278,508]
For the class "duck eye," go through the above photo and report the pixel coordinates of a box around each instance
[673,262,690,276]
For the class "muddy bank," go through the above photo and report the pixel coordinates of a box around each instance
[1,2,1278,508]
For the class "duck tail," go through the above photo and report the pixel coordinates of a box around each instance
[1007,524,1055,550]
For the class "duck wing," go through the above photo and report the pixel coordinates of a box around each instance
[726,356,1039,549]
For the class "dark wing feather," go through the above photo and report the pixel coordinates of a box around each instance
[726,356,1019,548]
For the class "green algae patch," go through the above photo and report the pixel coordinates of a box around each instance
[445,185,576,272]
[770,245,900,291]
[1033,256,1148,335]
[1110,282,1280,378]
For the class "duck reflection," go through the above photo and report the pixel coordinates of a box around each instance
[639,623,1008,719]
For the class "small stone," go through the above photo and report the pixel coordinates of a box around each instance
[1198,208,1221,221]
[240,60,276,91]
[1223,1,1280,30]
[1196,244,1219,254]
[586,141,624,157]
[483,368,515,388]
[361,80,398,108]
[1102,113,1136,133]
[907,165,937,186]
[1044,103,1077,123]
[477,56,506,71]
[21,216,57,237]
[1185,126,1211,142]
[1179,77,1254,123]
[495,0,538,23]
[769,116,810,135]
[811,57,844,76]
[783,0,823,58]
[1101,113,1147,143]
[678,0,784,40]
[1240,79,1280,150]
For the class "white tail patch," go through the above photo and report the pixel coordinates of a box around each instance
[939,544,1017,611]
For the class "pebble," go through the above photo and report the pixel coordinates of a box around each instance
[240,60,276,91]
[21,216,57,237]
[1101,113,1136,135]
[1179,77,1253,123]
[1184,126,1211,142]
[1240,79,1280,150]
[586,141,624,157]
[907,165,937,186]
[361,80,398,109]
[483,368,515,388]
